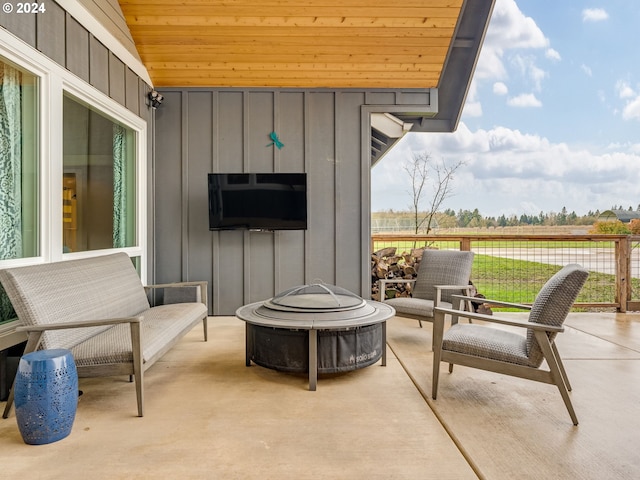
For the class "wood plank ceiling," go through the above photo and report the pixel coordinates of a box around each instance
[119,0,463,88]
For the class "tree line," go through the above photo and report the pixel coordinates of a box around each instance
[373,207,599,230]
[372,205,640,232]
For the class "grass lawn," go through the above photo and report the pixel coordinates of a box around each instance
[373,239,626,308]
[470,254,617,307]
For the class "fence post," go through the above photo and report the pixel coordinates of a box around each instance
[616,237,630,313]
[460,238,471,252]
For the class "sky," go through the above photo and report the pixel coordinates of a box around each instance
[371,0,640,218]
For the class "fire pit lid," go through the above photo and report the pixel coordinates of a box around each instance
[263,283,366,312]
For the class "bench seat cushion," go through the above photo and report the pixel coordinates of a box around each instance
[71,303,208,368]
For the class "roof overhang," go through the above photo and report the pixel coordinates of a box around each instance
[120,0,470,89]
[116,0,495,160]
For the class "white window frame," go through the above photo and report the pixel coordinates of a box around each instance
[0,28,147,279]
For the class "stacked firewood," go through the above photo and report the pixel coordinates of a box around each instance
[371,246,427,300]
[371,246,492,315]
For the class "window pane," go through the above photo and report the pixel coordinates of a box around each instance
[63,94,136,252]
[0,57,39,261]
[0,57,38,325]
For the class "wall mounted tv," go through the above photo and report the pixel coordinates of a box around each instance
[208,173,307,231]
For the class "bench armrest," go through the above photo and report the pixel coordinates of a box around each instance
[15,316,142,333]
[145,281,208,307]
[14,317,145,363]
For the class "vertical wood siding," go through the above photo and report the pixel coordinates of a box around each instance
[0,4,149,114]
[154,88,432,315]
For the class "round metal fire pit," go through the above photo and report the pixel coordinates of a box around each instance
[236,283,395,390]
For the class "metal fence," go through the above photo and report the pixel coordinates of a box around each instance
[371,234,640,312]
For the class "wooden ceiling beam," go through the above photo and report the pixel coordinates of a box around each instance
[150,77,439,88]
[133,36,453,48]
[146,63,444,74]
[128,26,456,39]
[126,16,458,29]
[141,54,448,64]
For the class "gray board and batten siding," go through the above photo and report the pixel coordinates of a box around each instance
[0,1,151,116]
[153,88,435,315]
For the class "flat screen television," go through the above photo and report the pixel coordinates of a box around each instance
[208,173,307,231]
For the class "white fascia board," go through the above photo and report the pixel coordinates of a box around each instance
[371,113,414,138]
[56,0,153,86]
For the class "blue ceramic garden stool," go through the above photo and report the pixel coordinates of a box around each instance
[14,349,78,445]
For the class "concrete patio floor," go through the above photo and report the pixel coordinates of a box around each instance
[1,312,639,479]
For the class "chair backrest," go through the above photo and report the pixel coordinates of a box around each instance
[0,253,150,350]
[526,264,589,366]
[412,250,475,303]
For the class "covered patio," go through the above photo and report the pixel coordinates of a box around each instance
[2,312,638,479]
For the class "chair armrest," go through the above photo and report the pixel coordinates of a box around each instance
[378,278,415,302]
[145,281,208,307]
[434,285,474,309]
[435,285,473,291]
[451,294,532,311]
[145,281,207,289]
[15,316,143,333]
[434,285,473,301]
[434,306,563,333]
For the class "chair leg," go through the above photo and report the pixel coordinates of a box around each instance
[134,370,144,417]
[432,311,445,399]
[418,319,423,328]
[552,342,572,391]
[203,316,208,342]
[130,322,144,417]
[535,331,578,425]
[432,359,441,399]
[2,385,15,419]
[2,331,43,419]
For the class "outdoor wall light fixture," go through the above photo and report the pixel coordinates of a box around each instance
[148,90,164,108]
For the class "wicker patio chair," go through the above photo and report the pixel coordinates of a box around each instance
[432,263,589,425]
[380,249,475,327]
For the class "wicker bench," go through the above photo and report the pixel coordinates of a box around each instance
[0,253,208,417]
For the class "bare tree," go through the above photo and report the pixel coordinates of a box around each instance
[403,152,465,234]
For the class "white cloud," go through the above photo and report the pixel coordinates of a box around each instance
[615,80,640,121]
[616,80,636,99]
[486,0,549,49]
[507,93,542,107]
[622,97,640,120]
[471,0,552,113]
[461,80,483,117]
[476,0,549,81]
[582,8,609,22]
[510,54,547,90]
[462,101,483,118]
[493,82,509,95]
[371,124,640,217]
[529,65,547,90]
[581,64,593,77]
[545,48,561,61]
